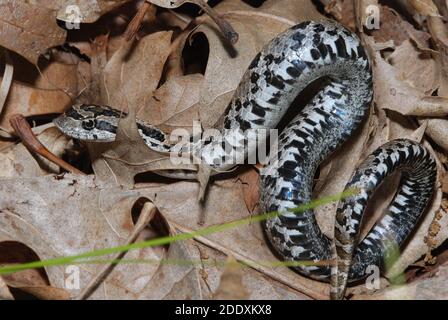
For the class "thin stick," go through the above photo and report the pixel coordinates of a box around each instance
[75,202,158,300]
[9,114,85,175]
[124,1,153,41]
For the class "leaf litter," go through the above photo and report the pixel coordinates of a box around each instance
[0,0,447,300]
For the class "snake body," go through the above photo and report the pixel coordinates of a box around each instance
[54,20,437,299]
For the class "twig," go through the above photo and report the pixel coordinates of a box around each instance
[124,1,153,41]
[75,202,158,300]
[193,0,239,44]
[9,114,85,175]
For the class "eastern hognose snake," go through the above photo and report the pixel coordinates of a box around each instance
[54,20,437,299]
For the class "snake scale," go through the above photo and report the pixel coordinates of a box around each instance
[54,20,437,299]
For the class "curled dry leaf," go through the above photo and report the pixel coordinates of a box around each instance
[423,13,448,152]
[150,0,239,44]
[0,126,73,178]
[0,54,77,135]
[0,49,13,125]
[320,0,358,30]
[0,276,13,300]
[237,167,260,214]
[369,6,431,48]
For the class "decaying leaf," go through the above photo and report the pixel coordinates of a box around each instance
[1,0,448,301]
[0,126,73,178]
[0,174,202,299]
[0,82,72,134]
[101,31,173,108]
[0,276,13,300]
[354,261,448,299]
[410,0,440,17]
[212,256,249,299]
[140,74,204,132]
[0,0,66,64]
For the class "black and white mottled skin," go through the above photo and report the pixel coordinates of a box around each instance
[331,139,436,298]
[53,20,437,299]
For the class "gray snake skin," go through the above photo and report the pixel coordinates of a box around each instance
[54,20,437,299]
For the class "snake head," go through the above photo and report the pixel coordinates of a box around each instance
[53,104,120,142]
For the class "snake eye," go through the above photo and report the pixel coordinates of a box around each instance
[82,119,96,130]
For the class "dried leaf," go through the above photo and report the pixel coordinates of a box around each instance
[3,280,70,300]
[0,0,66,64]
[0,174,202,299]
[237,167,260,214]
[140,74,204,132]
[373,50,448,116]
[410,0,440,17]
[0,126,73,178]
[370,6,431,48]
[0,277,13,300]
[354,262,448,299]
[88,108,197,188]
[212,256,249,299]
[0,49,13,123]
[102,31,173,108]
[0,82,72,134]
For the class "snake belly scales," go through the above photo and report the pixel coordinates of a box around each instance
[54,20,437,299]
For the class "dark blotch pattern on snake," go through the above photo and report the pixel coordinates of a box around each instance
[53,20,437,299]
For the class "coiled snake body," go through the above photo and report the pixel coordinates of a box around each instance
[54,20,437,299]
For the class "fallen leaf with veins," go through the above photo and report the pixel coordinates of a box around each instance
[354,261,448,300]
[139,74,204,132]
[101,31,173,109]
[373,50,448,116]
[0,82,72,134]
[237,167,260,214]
[0,127,73,178]
[0,175,202,299]
[0,0,66,64]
